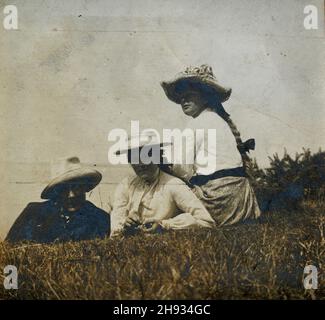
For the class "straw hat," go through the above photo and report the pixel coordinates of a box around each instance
[161,64,232,104]
[115,130,171,156]
[41,156,102,199]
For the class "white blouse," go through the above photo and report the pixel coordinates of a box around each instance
[172,109,242,181]
[111,170,215,236]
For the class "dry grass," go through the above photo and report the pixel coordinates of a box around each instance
[0,201,324,300]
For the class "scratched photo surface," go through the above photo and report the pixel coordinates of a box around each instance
[0,0,324,299]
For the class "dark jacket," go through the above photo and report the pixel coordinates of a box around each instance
[5,200,110,243]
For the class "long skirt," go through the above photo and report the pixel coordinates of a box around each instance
[192,176,261,226]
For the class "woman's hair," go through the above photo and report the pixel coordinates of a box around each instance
[214,102,242,149]
[202,92,252,170]
[202,92,242,145]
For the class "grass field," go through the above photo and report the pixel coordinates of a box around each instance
[0,201,324,300]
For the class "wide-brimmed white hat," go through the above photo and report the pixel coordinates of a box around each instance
[41,156,102,199]
[115,130,171,156]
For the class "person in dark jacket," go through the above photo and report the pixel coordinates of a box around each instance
[6,156,110,243]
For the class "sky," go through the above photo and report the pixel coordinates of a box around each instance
[0,0,324,238]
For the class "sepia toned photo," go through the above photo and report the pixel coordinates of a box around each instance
[0,0,324,305]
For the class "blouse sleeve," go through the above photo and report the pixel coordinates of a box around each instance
[110,178,130,237]
[160,180,215,230]
[169,127,200,181]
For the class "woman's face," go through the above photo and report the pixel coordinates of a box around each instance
[180,91,207,118]
[131,162,159,184]
[128,147,160,184]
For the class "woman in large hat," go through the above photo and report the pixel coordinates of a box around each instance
[161,64,260,226]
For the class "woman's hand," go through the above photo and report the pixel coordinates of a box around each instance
[124,211,141,228]
[142,218,164,234]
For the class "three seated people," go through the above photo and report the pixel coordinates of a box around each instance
[6,131,259,243]
[6,64,261,244]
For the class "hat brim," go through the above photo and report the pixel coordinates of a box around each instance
[115,142,171,156]
[161,75,232,104]
[41,168,102,199]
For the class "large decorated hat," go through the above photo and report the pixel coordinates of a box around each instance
[41,156,102,199]
[161,64,232,104]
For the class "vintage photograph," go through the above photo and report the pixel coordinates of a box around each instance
[0,0,324,302]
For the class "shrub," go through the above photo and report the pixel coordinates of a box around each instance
[248,149,325,211]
